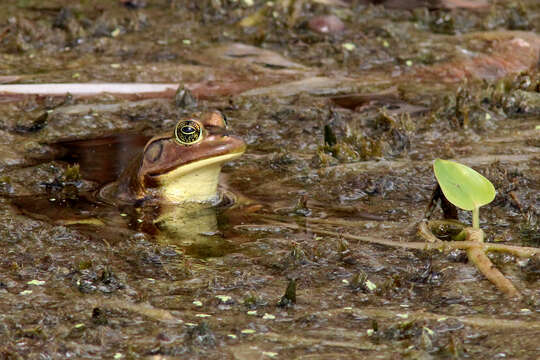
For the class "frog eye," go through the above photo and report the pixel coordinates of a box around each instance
[174,119,203,145]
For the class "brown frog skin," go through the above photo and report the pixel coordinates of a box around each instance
[100,111,246,205]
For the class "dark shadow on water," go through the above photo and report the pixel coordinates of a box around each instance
[54,133,150,184]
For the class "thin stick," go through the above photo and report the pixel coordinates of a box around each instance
[0,83,178,97]
[83,296,182,323]
[258,215,539,257]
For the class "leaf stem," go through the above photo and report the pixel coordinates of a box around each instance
[472,206,480,231]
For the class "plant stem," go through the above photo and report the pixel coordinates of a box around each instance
[472,206,480,230]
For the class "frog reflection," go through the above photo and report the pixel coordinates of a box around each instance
[150,200,235,258]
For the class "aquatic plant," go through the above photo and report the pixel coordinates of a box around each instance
[433,159,495,229]
[426,159,522,298]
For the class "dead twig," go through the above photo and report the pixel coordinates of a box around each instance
[83,296,182,323]
[0,83,178,98]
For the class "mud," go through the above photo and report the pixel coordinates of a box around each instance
[0,1,539,359]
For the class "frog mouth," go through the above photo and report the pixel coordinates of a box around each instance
[150,141,246,178]
[158,148,245,178]
[144,133,246,178]
[151,143,246,203]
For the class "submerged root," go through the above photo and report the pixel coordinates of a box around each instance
[419,221,535,298]
[418,221,538,257]
[256,215,538,298]
[461,227,521,299]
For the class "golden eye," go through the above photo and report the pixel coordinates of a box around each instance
[174,119,203,145]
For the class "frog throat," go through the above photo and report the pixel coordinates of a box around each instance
[152,152,241,203]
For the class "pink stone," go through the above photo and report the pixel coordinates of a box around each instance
[308,15,345,35]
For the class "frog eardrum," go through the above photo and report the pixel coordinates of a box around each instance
[175,119,203,145]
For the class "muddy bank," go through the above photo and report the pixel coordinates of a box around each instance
[0,1,539,359]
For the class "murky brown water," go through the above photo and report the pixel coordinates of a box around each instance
[0,1,539,359]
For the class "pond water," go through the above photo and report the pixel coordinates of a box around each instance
[0,1,539,359]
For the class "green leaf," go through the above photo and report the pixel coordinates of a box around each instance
[433,159,495,211]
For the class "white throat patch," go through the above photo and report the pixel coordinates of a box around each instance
[155,152,242,203]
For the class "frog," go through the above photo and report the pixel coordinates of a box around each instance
[9,111,246,256]
[99,110,246,205]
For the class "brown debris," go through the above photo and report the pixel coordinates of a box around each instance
[413,32,540,83]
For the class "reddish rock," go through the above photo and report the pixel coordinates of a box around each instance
[413,32,540,83]
[308,15,345,35]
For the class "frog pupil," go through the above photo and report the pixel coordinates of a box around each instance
[182,126,195,134]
